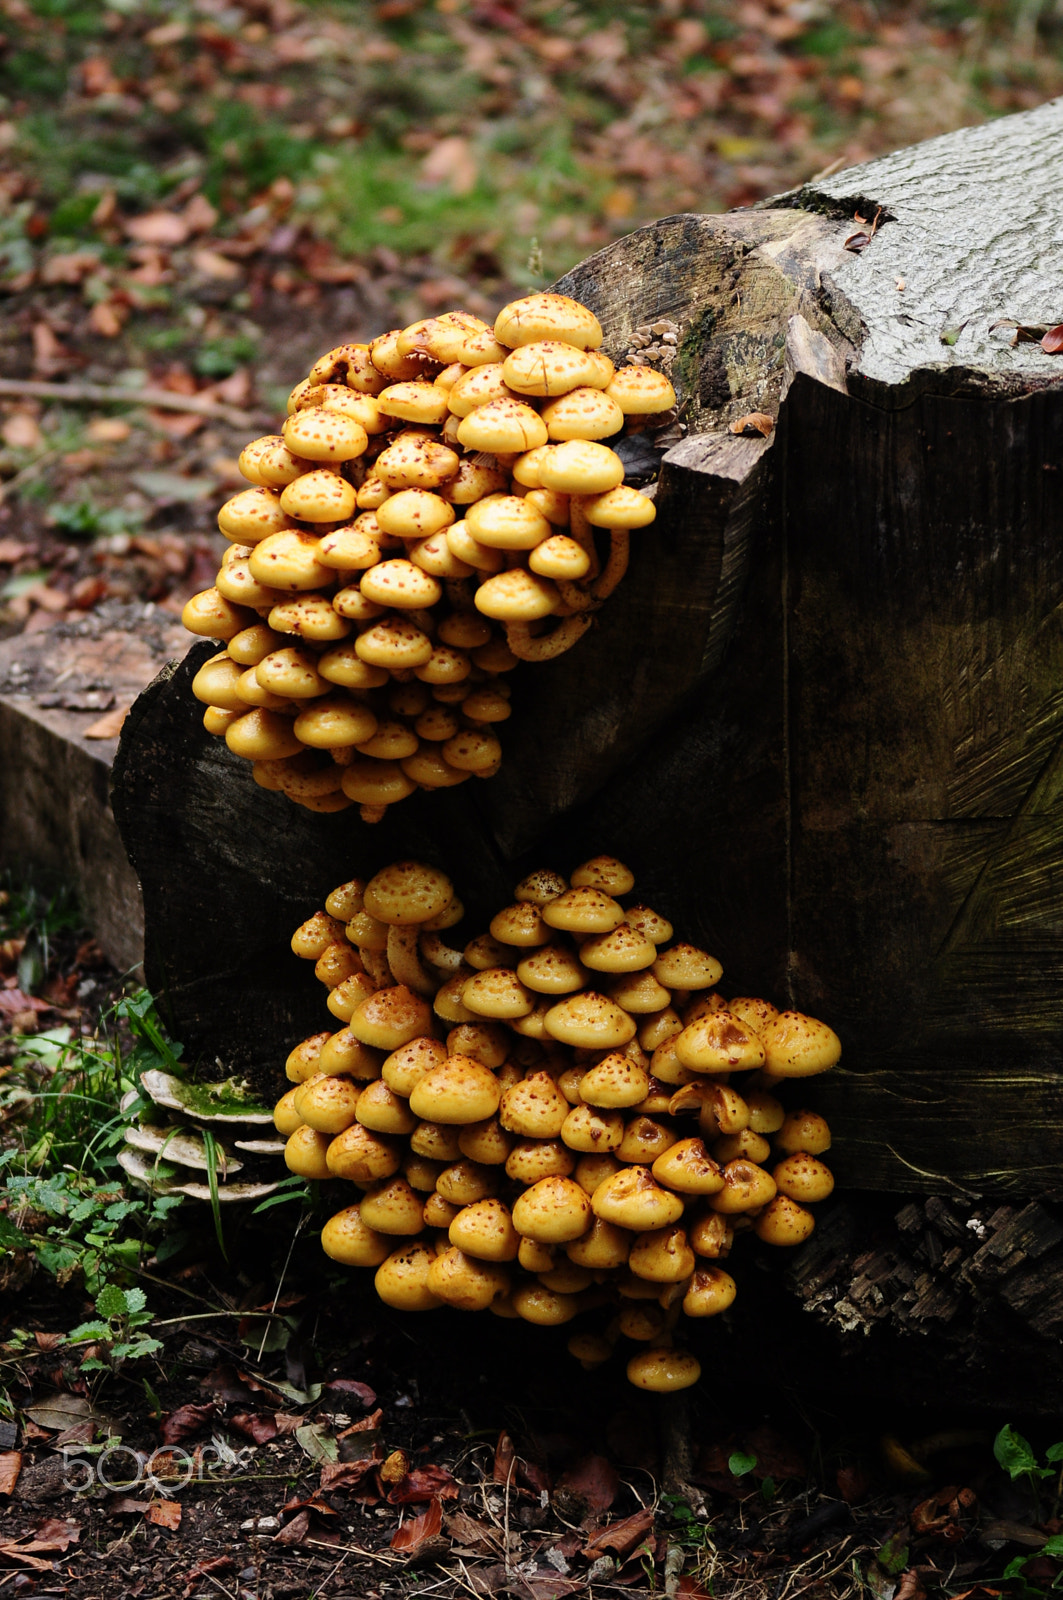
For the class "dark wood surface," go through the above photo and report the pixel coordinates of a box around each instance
[113,102,1063,1200]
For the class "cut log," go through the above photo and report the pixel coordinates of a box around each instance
[113,99,1063,1218]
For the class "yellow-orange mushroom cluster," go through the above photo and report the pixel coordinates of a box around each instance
[182,295,673,824]
[276,858,840,1392]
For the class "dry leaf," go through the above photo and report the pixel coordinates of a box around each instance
[125,211,189,246]
[160,1402,216,1444]
[147,1499,182,1530]
[1042,324,1063,354]
[391,1496,443,1553]
[191,249,242,281]
[553,1454,619,1520]
[0,1453,21,1496]
[582,1507,655,1560]
[83,705,130,740]
[421,135,478,195]
[844,230,871,252]
[1,414,43,449]
[729,411,773,437]
[273,1509,311,1546]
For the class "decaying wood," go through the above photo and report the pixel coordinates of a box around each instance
[786,1193,1063,1413]
[113,101,1063,1205]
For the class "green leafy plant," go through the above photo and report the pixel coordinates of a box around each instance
[660,1492,710,1551]
[995,1425,1063,1520]
[728,1449,758,1479]
[67,1283,163,1371]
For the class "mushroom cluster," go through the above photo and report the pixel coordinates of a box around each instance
[276,858,840,1392]
[182,295,674,824]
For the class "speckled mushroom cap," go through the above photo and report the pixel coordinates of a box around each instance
[754,1195,816,1246]
[363,861,454,926]
[515,945,589,996]
[625,1346,701,1392]
[582,485,657,529]
[514,869,568,905]
[760,1012,842,1077]
[456,398,549,454]
[540,387,624,442]
[500,1071,570,1139]
[511,1175,593,1243]
[473,568,559,622]
[605,366,677,414]
[462,968,535,1020]
[502,341,609,397]
[650,1137,725,1195]
[348,985,435,1050]
[408,1056,502,1124]
[579,924,658,974]
[606,970,672,1014]
[494,293,603,351]
[544,992,637,1049]
[591,1166,685,1230]
[579,1053,651,1109]
[541,887,627,935]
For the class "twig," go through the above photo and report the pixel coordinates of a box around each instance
[0,376,269,428]
[258,1212,306,1362]
[305,1538,403,1566]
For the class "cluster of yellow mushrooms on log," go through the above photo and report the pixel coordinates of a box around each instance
[276,857,840,1393]
[181,293,672,824]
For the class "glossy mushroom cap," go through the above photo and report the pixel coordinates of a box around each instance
[375,1242,444,1311]
[674,1011,766,1075]
[511,1175,592,1243]
[544,992,637,1049]
[541,887,626,934]
[626,1347,701,1392]
[321,1206,391,1267]
[408,1056,503,1124]
[761,1012,842,1077]
[591,1166,685,1231]
[363,861,454,926]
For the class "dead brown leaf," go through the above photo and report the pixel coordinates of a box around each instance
[160,1402,216,1444]
[125,211,190,246]
[83,705,130,740]
[729,411,774,437]
[895,1571,927,1600]
[494,1430,516,1484]
[0,1453,21,1496]
[228,1412,277,1445]
[582,1507,655,1561]
[387,1464,460,1504]
[320,1450,385,1492]
[553,1453,619,1520]
[274,1509,311,1546]
[147,1499,182,1530]
[390,1496,443,1553]
[1042,324,1063,354]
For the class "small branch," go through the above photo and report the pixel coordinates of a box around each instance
[0,376,270,429]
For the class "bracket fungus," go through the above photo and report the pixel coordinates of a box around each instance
[273,856,841,1389]
[184,294,670,822]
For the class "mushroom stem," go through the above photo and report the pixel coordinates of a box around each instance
[359,947,392,988]
[659,1392,708,1518]
[592,530,630,603]
[420,932,466,975]
[360,804,387,824]
[505,615,594,662]
[386,926,441,997]
[569,497,601,582]
[554,580,598,615]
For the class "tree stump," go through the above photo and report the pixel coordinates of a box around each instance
[113,99,1063,1398]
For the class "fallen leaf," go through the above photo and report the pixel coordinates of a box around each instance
[895,1572,926,1600]
[729,411,774,437]
[192,248,242,281]
[553,1454,619,1519]
[86,418,132,443]
[391,1496,443,1553]
[183,1556,235,1596]
[20,1518,80,1553]
[379,1448,408,1485]
[83,706,130,740]
[1,414,43,449]
[325,1378,377,1408]
[296,1422,338,1464]
[108,1497,151,1515]
[421,135,478,195]
[320,1449,384,1492]
[0,1543,53,1572]
[24,1395,96,1431]
[147,1499,182,1530]
[183,193,219,233]
[387,1464,460,1504]
[582,1508,655,1561]
[1042,324,1063,354]
[273,1509,310,1546]
[125,211,189,246]
[228,1412,277,1445]
[843,231,871,252]
[338,1406,383,1436]
[0,1454,21,1496]
[0,538,31,562]
[494,1431,516,1484]
[160,1402,216,1444]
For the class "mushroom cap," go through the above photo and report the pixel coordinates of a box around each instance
[578,1052,651,1108]
[489,903,550,948]
[254,646,328,698]
[293,697,379,749]
[409,1120,462,1161]
[249,529,336,591]
[582,485,657,529]
[376,487,455,540]
[354,1079,418,1136]
[544,992,637,1050]
[688,1211,734,1259]
[293,1074,361,1135]
[713,1129,771,1165]
[268,595,352,643]
[359,1176,425,1235]
[682,1266,738,1317]
[606,365,677,414]
[448,1197,520,1262]
[317,643,389,689]
[447,1021,509,1070]
[502,340,608,396]
[284,1125,332,1179]
[375,380,450,426]
[510,1175,592,1243]
[273,1085,305,1136]
[360,558,445,610]
[537,439,624,495]
[282,407,369,462]
[465,494,552,551]
[625,905,674,945]
[708,1158,778,1214]
[225,709,304,763]
[541,887,626,935]
[617,1303,666,1341]
[650,1137,725,1195]
[458,1115,514,1166]
[626,1347,701,1393]
[442,457,509,504]
[499,1071,570,1138]
[217,486,289,543]
[774,1109,832,1156]
[474,568,559,622]
[340,760,417,807]
[579,923,658,974]
[279,469,358,523]
[628,1224,696,1283]
[773,1152,835,1204]
[375,434,460,490]
[514,868,568,905]
[512,1284,581,1326]
[516,944,589,996]
[498,1118,574,1172]
[616,1114,678,1164]
[364,862,454,926]
[606,970,672,1014]
[745,1090,785,1134]
[374,1242,444,1311]
[674,1011,766,1074]
[435,1157,500,1204]
[761,1012,842,1077]
[565,1215,632,1269]
[457,329,511,366]
[315,519,381,571]
[382,1036,448,1098]
[423,1193,460,1228]
[462,967,534,1020]
[528,535,591,581]
[728,997,781,1034]
[572,1153,623,1194]
[456,398,549,454]
[445,363,518,416]
[541,387,624,442]
[285,1032,329,1083]
[653,944,723,990]
[570,855,635,895]
[325,1123,401,1183]
[591,1166,685,1230]
[408,1056,503,1124]
[321,1205,391,1267]
[348,985,434,1050]
[754,1195,817,1246]
[560,1103,624,1153]
[446,520,504,573]
[355,616,435,670]
[494,293,603,351]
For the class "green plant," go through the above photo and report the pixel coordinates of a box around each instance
[67,1283,163,1371]
[994,1425,1063,1521]
[661,1492,710,1551]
